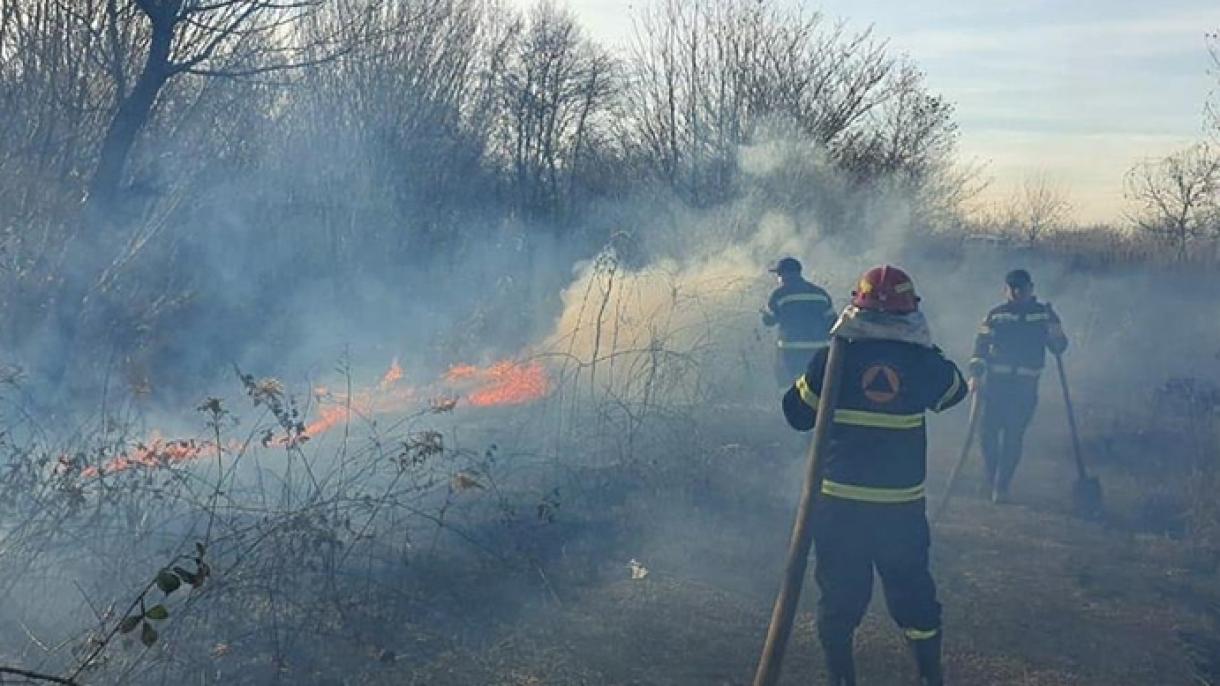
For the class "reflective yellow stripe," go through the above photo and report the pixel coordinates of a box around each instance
[977,325,992,335]
[990,313,1019,322]
[1026,312,1050,322]
[932,372,962,411]
[778,340,829,350]
[991,364,1041,377]
[822,479,926,503]
[796,375,819,408]
[776,293,830,308]
[893,281,914,294]
[904,627,939,640]
[832,409,924,429]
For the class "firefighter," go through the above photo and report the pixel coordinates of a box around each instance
[762,257,837,387]
[970,268,1069,504]
[783,265,967,686]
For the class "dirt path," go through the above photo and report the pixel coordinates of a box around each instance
[364,409,1218,685]
[379,489,1212,684]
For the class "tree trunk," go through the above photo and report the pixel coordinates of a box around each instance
[86,18,174,215]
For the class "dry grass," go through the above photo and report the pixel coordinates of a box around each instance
[319,405,1215,686]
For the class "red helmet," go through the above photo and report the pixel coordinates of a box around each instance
[851,265,920,313]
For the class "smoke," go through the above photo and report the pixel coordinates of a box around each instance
[540,126,961,411]
[5,4,1220,684]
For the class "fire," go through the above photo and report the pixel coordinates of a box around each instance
[449,361,550,407]
[444,364,479,382]
[300,359,416,439]
[80,436,215,478]
[380,357,403,388]
[82,358,550,477]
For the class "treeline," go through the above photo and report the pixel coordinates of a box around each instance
[0,0,960,395]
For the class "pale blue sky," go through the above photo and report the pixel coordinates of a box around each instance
[512,1,1220,223]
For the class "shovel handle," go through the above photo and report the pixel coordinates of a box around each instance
[752,336,847,686]
[1053,353,1088,481]
[933,384,983,522]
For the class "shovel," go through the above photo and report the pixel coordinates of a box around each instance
[1053,352,1103,518]
[933,383,983,523]
[752,335,847,686]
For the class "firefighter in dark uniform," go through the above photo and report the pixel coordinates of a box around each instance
[762,257,837,387]
[969,269,1069,503]
[783,265,967,686]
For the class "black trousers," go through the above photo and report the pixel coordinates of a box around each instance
[811,497,941,653]
[980,376,1039,492]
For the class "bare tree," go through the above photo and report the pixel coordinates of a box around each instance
[833,63,956,177]
[0,0,124,220]
[491,1,618,220]
[277,0,512,259]
[1208,30,1219,138]
[1125,143,1220,261]
[625,0,943,207]
[1006,172,1073,246]
[83,0,356,215]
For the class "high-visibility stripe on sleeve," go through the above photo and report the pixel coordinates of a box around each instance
[796,374,819,408]
[932,372,963,411]
[903,627,940,640]
[977,324,992,335]
[832,409,924,430]
[776,292,830,308]
[991,364,1042,377]
[821,479,926,503]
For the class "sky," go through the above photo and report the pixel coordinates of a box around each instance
[510,0,1220,224]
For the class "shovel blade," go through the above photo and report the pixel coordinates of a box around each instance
[1072,477,1104,519]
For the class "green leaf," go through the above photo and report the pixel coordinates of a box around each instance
[140,622,158,647]
[156,569,181,594]
[145,604,169,621]
[118,616,141,634]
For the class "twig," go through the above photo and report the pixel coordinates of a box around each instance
[0,666,81,685]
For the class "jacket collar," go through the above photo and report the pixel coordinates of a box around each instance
[830,305,934,347]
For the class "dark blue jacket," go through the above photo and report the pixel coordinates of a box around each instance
[783,339,967,502]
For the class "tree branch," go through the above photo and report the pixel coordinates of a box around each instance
[178,46,352,77]
[0,666,81,686]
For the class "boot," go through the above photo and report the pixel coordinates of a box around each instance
[990,467,1011,504]
[908,631,943,686]
[990,484,1010,505]
[822,637,857,686]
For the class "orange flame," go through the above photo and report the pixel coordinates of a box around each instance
[301,359,416,438]
[83,358,549,476]
[380,357,403,389]
[458,361,550,407]
[444,364,479,382]
[80,436,216,478]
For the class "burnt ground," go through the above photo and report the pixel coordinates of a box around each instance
[194,399,1220,685]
